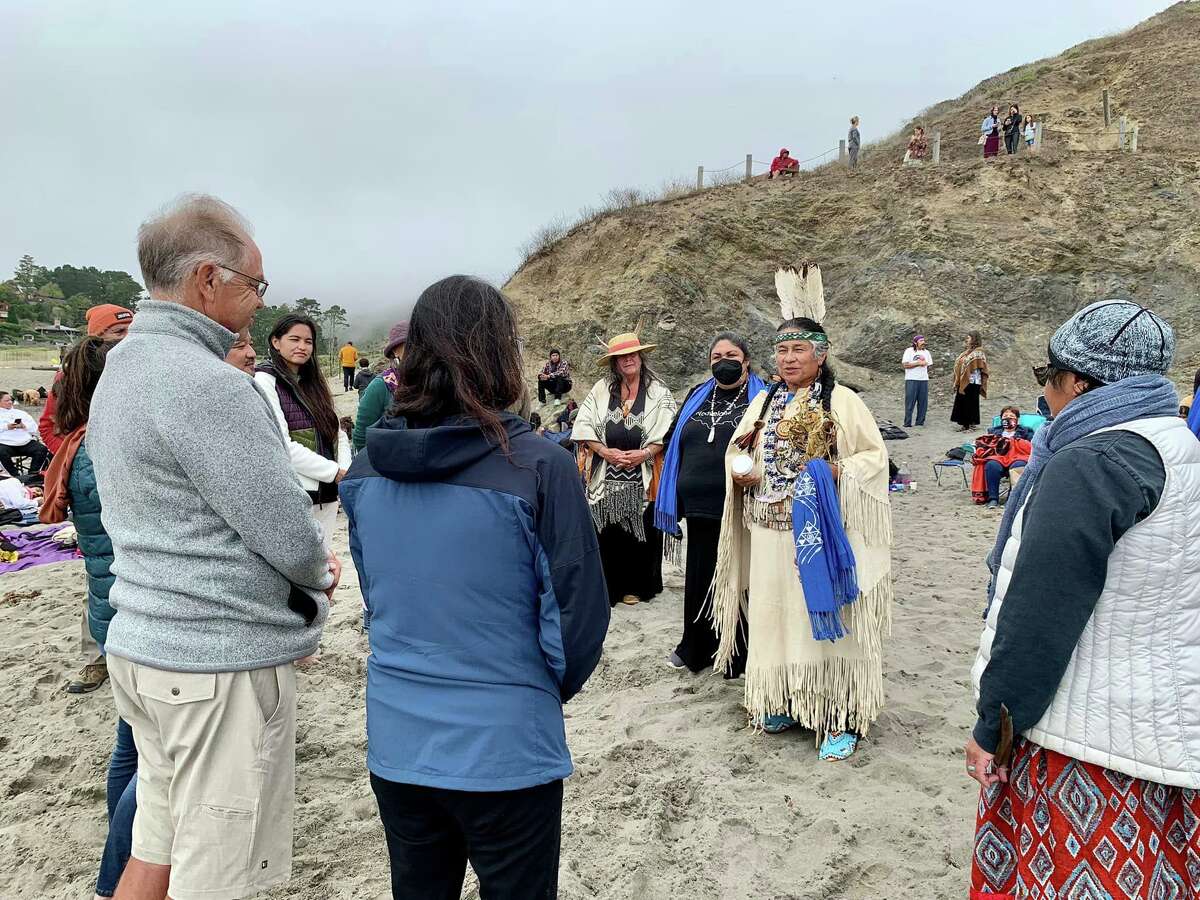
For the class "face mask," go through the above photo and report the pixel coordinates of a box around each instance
[1002,418,1017,429]
[712,359,744,386]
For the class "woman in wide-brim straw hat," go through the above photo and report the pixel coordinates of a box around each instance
[571,330,677,607]
[711,266,894,761]
[967,299,1200,898]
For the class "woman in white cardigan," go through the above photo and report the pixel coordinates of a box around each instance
[967,300,1200,898]
[254,314,351,548]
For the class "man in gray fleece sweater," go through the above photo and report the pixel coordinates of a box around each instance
[88,194,337,900]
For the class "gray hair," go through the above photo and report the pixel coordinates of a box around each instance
[137,194,254,297]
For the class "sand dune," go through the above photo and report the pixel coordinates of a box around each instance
[0,384,1000,899]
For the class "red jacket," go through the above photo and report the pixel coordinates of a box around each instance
[39,372,64,455]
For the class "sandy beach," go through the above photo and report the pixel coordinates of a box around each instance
[0,380,1003,900]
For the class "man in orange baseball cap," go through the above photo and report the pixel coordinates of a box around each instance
[85,304,135,340]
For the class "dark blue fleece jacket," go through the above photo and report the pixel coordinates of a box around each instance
[340,412,609,791]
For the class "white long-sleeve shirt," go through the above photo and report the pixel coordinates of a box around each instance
[0,408,39,447]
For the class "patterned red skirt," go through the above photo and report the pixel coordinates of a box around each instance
[970,739,1200,899]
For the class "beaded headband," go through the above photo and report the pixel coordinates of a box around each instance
[774,330,827,345]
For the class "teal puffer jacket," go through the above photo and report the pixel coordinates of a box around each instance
[69,441,116,646]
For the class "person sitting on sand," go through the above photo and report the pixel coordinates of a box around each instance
[352,321,407,452]
[768,148,799,178]
[967,299,1200,898]
[353,356,375,394]
[340,275,609,899]
[971,405,1033,508]
[657,331,763,675]
[88,194,337,900]
[711,268,893,761]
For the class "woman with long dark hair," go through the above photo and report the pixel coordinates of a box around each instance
[711,267,893,761]
[572,332,677,606]
[1002,103,1022,155]
[657,331,764,674]
[40,337,136,899]
[255,314,350,546]
[340,275,609,899]
[951,331,989,432]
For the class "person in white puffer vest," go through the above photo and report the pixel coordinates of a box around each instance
[964,299,1200,899]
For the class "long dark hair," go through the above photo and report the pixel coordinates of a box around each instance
[267,314,338,450]
[388,275,524,447]
[606,351,659,405]
[53,337,115,434]
[777,317,836,411]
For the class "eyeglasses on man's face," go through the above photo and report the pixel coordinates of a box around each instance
[218,264,269,299]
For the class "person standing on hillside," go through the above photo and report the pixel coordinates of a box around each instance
[1022,113,1036,149]
[40,305,135,458]
[901,335,932,427]
[903,126,929,165]
[847,117,861,168]
[353,357,375,394]
[338,339,358,392]
[1002,103,1022,155]
[352,321,408,452]
[572,332,676,607]
[967,300,1200,898]
[981,105,1001,159]
[88,194,337,900]
[951,332,988,431]
[537,349,572,404]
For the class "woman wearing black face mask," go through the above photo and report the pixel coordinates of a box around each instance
[656,332,766,673]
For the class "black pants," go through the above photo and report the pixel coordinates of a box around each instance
[537,376,572,403]
[0,440,49,478]
[676,517,746,675]
[343,366,355,391]
[1004,132,1020,154]
[371,774,563,900]
[951,383,982,428]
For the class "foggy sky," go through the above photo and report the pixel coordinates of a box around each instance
[0,0,1173,335]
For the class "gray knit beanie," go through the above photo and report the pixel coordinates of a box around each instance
[1048,299,1175,385]
[383,321,410,358]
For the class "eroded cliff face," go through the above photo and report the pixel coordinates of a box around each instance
[506,3,1200,401]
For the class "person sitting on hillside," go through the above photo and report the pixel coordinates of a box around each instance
[537,349,572,404]
[903,126,929,165]
[555,398,579,430]
[0,391,50,479]
[971,405,1033,508]
[353,357,375,394]
[768,148,799,179]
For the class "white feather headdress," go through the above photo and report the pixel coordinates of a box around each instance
[775,263,825,323]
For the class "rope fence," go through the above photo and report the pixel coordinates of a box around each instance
[693,88,1147,189]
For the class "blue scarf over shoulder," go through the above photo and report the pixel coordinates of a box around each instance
[654,374,766,536]
[793,459,859,641]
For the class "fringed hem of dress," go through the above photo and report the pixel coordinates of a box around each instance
[743,654,884,738]
[590,481,647,541]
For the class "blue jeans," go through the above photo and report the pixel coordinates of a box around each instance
[904,380,928,427]
[96,718,138,897]
[984,459,1026,502]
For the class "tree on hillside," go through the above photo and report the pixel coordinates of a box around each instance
[321,304,350,369]
[12,255,45,301]
[250,302,293,356]
[294,297,322,320]
[36,282,65,303]
[47,265,143,311]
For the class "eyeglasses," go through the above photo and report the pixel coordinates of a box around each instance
[218,264,269,299]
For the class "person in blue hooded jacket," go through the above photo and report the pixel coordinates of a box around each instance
[340,275,610,900]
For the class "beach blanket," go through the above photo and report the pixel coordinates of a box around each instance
[0,525,81,574]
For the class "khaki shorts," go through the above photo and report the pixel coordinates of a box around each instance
[107,655,298,900]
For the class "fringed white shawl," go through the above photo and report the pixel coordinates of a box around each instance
[710,384,894,736]
[570,377,677,506]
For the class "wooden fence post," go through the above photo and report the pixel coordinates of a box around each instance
[697,166,704,189]
[745,154,753,182]
[1033,122,1043,151]
[838,140,846,164]
[1119,116,1128,152]
[1102,89,1111,127]
[932,131,941,164]
[1130,125,1139,153]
